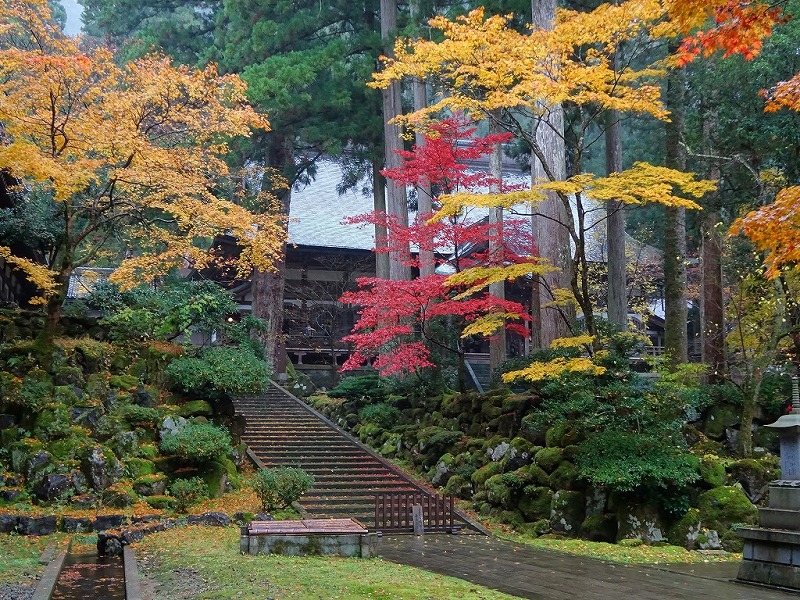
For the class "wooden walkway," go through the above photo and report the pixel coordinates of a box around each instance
[379,534,799,599]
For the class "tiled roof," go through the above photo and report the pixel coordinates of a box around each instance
[287,160,376,250]
[66,267,114,299]
[287,160,662,264]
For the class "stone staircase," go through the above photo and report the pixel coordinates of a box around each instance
[235,384,440,527]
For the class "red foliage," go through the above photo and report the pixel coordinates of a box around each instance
[676,1,788,66]
[339,116,534,376]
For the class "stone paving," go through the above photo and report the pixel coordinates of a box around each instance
[379,534,799,599]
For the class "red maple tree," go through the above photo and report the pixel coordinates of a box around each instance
[340,116,534,384]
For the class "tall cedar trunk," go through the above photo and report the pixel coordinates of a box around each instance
[701,204,725,381]
[488,115,506,374]
[250,139,293,378]
[381,0,411,281]
[38,266,72,354]
[605,109,627,330]
[663,53,688,365]
[700,114,725,382]
[409,0,435,277]
[531,0,572,348]
[373,162,390,279]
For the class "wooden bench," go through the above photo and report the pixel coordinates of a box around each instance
[241,519,377,558]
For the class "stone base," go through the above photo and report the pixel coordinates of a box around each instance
[738,527,800,589]
[241,532,378,558]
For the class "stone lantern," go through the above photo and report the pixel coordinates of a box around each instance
[738,376,800,589]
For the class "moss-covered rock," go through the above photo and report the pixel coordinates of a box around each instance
[550,490,585,534]
[108,374,139,391]
[702,404,740,440]
[616,503,665,544]
[727,457,780,503]
[177,400,213,417]
[580,514,617,543]
[518,486,553,521]
[698,454,727,488]
[133,473,168,496]
[443,474,472,499]
[124,457,156,479]
[485,473,515,508]
[720,527,745,553]
[534,447,563,473]
[549,461,580,491]
[203,458,237,497]
[666,508,702,549]
[471,462,503,488]
[102,482,136,508]
[697,486,758,532]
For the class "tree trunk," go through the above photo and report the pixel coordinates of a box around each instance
[250,138,294,379]
[373,162,390,279]
[701,208,725,382]
[605,108,627,330]
[663,53,688,365]
[531,0,572,348]
[380,0,411,281]
[488,115,506,374]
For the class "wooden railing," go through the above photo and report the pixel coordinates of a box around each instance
[374,493,455,533]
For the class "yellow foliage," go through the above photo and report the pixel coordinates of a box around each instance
[447,262,556,299]
[502,357,606,383]
[461,313,520,338]
[371,2,672,126]
[0,247,58,303]
[543,287,577,309]
[550,335,595,350]
[0,0,283,297]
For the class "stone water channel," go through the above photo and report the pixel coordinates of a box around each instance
[49,551,125,600]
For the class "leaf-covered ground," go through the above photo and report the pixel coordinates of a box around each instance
[135,526,519,599]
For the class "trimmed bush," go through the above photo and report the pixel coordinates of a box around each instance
[252,467,314,512]
[160,422,232,463]
[166,346,270,399]
[170,476,208,513]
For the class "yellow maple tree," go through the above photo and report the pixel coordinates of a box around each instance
[371,2,715,349]
[0,0,283,330]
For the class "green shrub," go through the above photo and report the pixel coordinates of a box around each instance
[358,403,400,429]
[165,346,270,398]
[252,467,315,512]
[160,422,232,463]
[329,375,387,402]
[169,477,208,513]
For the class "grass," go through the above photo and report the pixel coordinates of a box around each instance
[483,519,742,565]
[0,533,60,585]
[135,526,518,599]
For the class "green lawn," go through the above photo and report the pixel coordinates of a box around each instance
[0,533,56,584]
[135,526,518,599]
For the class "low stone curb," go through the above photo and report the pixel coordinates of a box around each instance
[31,539,70,600]
[123,545,143,600]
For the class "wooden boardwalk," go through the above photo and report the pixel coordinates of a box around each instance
[379,534,799,599]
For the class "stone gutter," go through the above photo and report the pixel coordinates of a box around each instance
[31,538,71,600]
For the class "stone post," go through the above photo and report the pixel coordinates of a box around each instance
[737,375,800,589]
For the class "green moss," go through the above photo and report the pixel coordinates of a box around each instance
[138,443,158,460]
[534,447,563,473]
[550,490,586,534]
[618,538,644,547]
[580,514,617,543]
[125,457,157,478]
[548,461,579,490]
[108,374,139,390]
[702,404,739,440]
[518,486,553,521]
[697,486,758,531]
[443,474,472,499]
[667,508,701,549]
[720,527,745,553]
[145,494,177,510]
[698,455,727,487]
[177,400,213,417]
[471,462,503,488]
